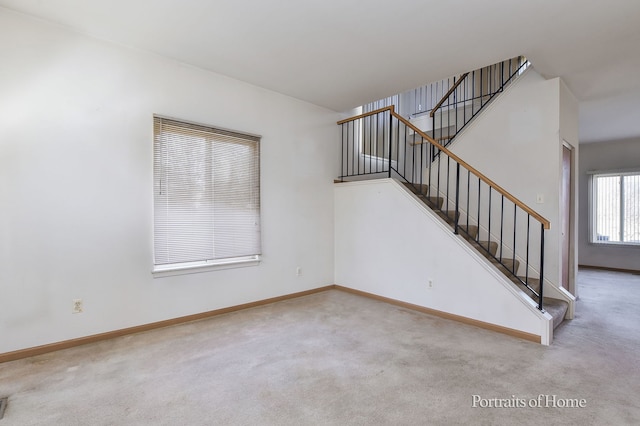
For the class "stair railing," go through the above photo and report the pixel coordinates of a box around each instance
[430,56,529,151]
[337,105,549,311]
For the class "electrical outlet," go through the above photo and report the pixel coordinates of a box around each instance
[296,267,302,276]
[428,279,433,288]
[72,299,83,314]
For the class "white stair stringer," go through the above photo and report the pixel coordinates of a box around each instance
[416,185,575,321]
[334,178,555,345]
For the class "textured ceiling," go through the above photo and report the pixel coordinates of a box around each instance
[1,0,639,143]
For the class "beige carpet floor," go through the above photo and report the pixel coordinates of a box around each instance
[1,268,639,425]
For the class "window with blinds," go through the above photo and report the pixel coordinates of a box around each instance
[591,171,640,245]
[153,116,261,272]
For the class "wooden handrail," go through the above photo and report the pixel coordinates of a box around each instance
[390,110,550,229]
[410,135,453,144]
[337,105,394,125]
[430,72,469,117]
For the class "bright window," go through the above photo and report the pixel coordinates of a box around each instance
[153,116,261,274]
[591,172,640,245]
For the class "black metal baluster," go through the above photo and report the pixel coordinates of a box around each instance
[405,124,409,178]
[357,118,361,175]
[376,112,380,173]
[488,187,492,252]
[352,120,356,176]
[411,129,415,185]
[500,195,505,261]
[477,178,481,242]
[472,70,476,116]
[388,112,392,178]
[369,114,373,174]
[526,214,531,290]
[463,78,467,130]
[466,169,471,235]
[446,156,451,213]
[455,76,459,136]
[427,139,432,199]
[490,64,494,100]
[420,133,424,190]
[396,113,400,176]
[512,205,517,274]
[539,224,545,311]
[455,163,460,234]
[436,150,441,211]
[340,122,349,181]
[480,67,483,108]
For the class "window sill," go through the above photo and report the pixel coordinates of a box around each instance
[152,255,261,278]
[590,242,640,249]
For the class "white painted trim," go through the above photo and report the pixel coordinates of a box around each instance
[152,256,261,278]
[586,168,640,176]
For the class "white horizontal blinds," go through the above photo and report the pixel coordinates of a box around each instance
[153,117,260,266]
[213,138,261,259]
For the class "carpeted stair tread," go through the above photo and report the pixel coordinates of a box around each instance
[422,196,444,208]
[508,278,567,329]
[491,258,520,274]
[444,210,457,221]
[466,239,498,258]
[457,225,479,239]
[476,240,498,256]
[440,210,479,238]
[399,182,444,208]
[543,298,569,330]
[401,182,429,195]
[514,276,541,294]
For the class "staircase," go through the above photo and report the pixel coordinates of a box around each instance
[336,57,570,339]
[399,181,569,331]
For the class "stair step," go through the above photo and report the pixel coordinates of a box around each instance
[461,225,479,239]
[491,258,520,274]
[508,276,567,329]
[477,240,498,256]
[543,298,569,330]
[423,196,444,208]
[401,182,429,195]
[437,210,479,238]
[444,210,457,221]
[515,276,541,294]
[400,182,444,208]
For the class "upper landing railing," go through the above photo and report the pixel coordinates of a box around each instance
[429,56,529,149]
[363,56,529,152]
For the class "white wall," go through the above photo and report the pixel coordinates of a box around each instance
[0,9,338,353]
[444,69,567,288]
[578,138,640,270]
[334,179,551,342]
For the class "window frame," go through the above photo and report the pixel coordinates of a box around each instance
[589,169,640,247]
[152,115,262,277]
